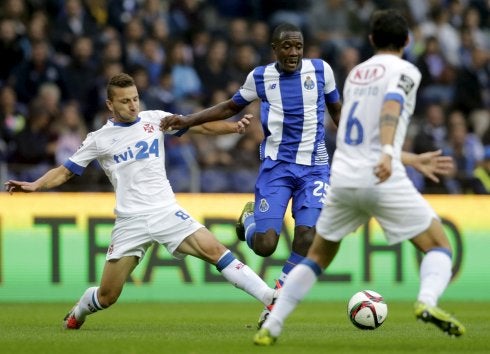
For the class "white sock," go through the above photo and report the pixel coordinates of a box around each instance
[74,286,104,321]
[218,251,274,306]
[263,263,318,337]
[417,249,452,307]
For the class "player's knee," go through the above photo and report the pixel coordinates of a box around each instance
[292,227,316,256]
[253,245,275,257]
[252,231,279,257]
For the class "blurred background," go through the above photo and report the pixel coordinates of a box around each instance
[0,0,489,194]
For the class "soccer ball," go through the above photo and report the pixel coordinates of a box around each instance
[347,290,388,330]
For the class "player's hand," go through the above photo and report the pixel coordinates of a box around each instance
[4,180,36,194]
[374,154,392,184]
[413,149,455,183]
[236,114,252,134]
[159,114,190,131]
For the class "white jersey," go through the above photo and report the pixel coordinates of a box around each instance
[64,110,184,216]
[331,54,421,187]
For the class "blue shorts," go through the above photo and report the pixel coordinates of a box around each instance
[254,158,330,235]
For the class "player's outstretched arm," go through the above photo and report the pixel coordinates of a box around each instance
[160,99,243,131]
[4,165,74,194]
[189,114,252,135]
[401,149,455,183]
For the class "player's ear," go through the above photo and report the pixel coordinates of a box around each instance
[105,99,113,112]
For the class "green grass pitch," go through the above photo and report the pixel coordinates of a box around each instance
[0,301,488,354]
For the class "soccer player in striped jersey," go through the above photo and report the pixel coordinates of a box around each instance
[254,9,465,346]
[160,23,342,328]
[4,73,279,330]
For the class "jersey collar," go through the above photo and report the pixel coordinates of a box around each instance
[111,117,141,127]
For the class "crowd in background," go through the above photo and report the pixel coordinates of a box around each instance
[0,0,489,194]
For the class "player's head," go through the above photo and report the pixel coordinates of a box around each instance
[369,9,409,52]
[271,23,303,73]
[106,73,140,123]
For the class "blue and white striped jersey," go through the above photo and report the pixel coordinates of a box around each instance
[232,59,340,166]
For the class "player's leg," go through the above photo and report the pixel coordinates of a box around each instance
[177,227,277,306]
[255,164,327,328]
[64,215,150,329]
[236,159,292,256]
[284,161,329,284]
[254,234,341,346]
[255,187,365,345]
[250,187,291,327]
[410,219,466,336]
[63,256,138,329]
[375,184,465,336]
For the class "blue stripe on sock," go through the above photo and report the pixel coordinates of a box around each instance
[91,290,103,310]
[215,251,236,272]
[282,252,305,275]
[427,247,452,258]
[300,258,323,277]
[245,223,255,248]
[244,216,256,249]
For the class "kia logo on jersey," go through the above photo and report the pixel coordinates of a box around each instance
[348,64,385,85]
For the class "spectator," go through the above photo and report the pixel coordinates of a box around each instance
[8,102,56,181]
[307,0,351,67]
[228,43,259,86]
[165,40,202,107]
[36,82,62,123]
[461,5,490,51]
[18,10,50,59]
[0,0,28,36]
[250,20,272,65]
[196,38,232,103]
[444,110,485,193]
[415,36,456,109]
[132,37,165,86]
[147,71,177,112]
[51,0,98,57]
[98,29,126,66]
[106,0,140,33]
[52,101,87,166]
[64,36,98,123]
[412,103,451,193]
[0,18,25,85]
[10,40,67,104]
[419,5,461,67]
[167,0,206,39]
[0,86,26,149]
[123,17,147,68]
[473,145,490,194]
[452,46,490,136]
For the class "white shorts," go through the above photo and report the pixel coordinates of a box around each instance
[107,204,204,261]
[316,178,438,245]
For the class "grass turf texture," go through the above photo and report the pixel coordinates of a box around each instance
[0,301,488,354]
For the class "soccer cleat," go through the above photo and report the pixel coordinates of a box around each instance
[257,280,282,329]
[235,201,254,241]
[414,301,466,337]
[253,328,277,346]
[63,304,84,330]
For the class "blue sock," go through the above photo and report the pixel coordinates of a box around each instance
[244,214,256,249]
[278,252,305,286]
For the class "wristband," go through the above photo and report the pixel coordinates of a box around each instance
[382,144,394,158]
